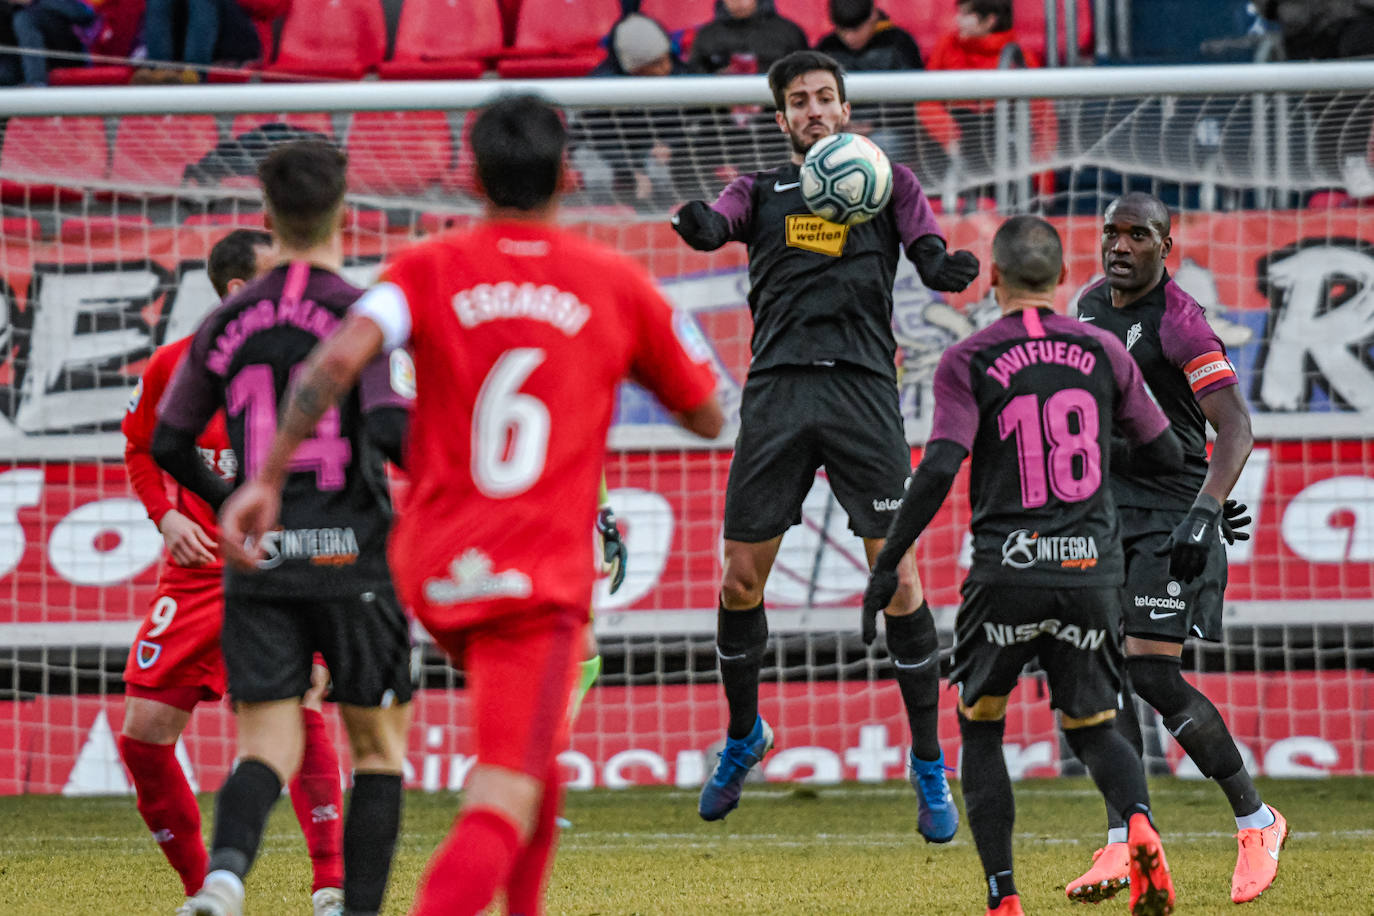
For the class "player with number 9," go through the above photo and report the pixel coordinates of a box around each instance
[217,95,723,916]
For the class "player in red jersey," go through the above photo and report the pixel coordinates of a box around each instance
[119,229,348,916]
[219,95,724,916]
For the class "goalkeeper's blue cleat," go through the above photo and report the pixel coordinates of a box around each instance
[908,748,959,843]
[698,716,773,821]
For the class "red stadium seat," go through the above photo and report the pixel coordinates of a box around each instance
[1012,0,1093,62]
[638,0,714,36]
[110,115,221,187]
[495,53,601,78]
[377,0,502,79]
[346,110,453,196]
[779,0,833,46]
[1,216,42,239]
[58,215,152,244]
[882,0,947,56]
[0,116,108,203]
[265,0,387,79]
[182,211,266,228]
[49,66,135,86]
[505,0,620,56]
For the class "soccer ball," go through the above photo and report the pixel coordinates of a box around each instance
[799,132,893,226]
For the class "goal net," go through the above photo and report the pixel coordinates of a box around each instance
[1,67,1371,796]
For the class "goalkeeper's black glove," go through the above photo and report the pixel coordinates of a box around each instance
[670,200,729,251]
[862,568,900,645]
[1220,499,1252,544]
[1153,493,1222,582]
[596,505,627,594]
[911,234,980,292]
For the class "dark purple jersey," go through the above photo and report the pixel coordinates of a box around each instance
[930,308,1170,586]
[1075,273,1239,511]
[159,261,409,598]
[709,160,943,380]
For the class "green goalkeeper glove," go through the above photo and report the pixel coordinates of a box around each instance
[597,506,627,593]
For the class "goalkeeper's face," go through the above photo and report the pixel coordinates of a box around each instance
[776,71,850,157]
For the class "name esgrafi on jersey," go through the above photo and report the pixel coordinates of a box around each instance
[423,548,532,605]
[983,619,1108,651]
[255,527,360,570]
[1000,529,1099,570]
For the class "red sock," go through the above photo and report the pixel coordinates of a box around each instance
[506,768,563,916]
[288,707,344,892]
[410,808,520,916]
[117,734,207,896]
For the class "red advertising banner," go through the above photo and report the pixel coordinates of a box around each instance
[5,673,1369,796]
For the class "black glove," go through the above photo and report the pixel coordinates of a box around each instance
[910,234,980,292]
[862,568,900,645]
[670,200,729,250]
[596,505,627,594]
[1220,499,1251,544]
[1153,493,1222,582]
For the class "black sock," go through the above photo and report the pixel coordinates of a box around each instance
[1065,722,1151,828]
[885,604,941,761]
[959,713,1015,908]
[1105,679,1144,831]
[1129,654,1258,816]
[717,601,768,740]
[207,758,282,879]
[343,772,403,915]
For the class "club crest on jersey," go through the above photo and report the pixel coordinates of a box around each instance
[1000,529,1099,570]
[1126,322,1143,351]
[127,378,143,413]
[389,348,417,400]
[423,548,532,604]
[785,214,848,257]
[135,640,161,669]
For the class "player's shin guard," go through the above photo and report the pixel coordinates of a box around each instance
[716,601,768,741]
[1128,654,1261,817]
[1064,722,1152,828]
[289,708,344,893]
[411,808,520,916]
[342,772,402,915]
[117,734,208,896]
[207,758,282,880]
[958,713,1017,909]
[506,767,563,916]
[885,603,941,761]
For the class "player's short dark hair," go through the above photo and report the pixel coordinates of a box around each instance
[471,94,567,211]
[1106,192,1172,236]
[830,0,874,29]
[768,50,847,112]
[257,139,347,250]
[958,0,1012,32]
[992,215,1063,292]
[207,228,272,298]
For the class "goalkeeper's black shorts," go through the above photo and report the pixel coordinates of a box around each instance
[1119,506,1228,644]
[722,365,911,543]
[950,581,1123,720]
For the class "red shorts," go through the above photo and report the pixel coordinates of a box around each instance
[420,601,584,780]
[122,579,226,704]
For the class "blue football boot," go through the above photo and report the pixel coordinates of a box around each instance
[908,748,959,842]
[698,716,774,821]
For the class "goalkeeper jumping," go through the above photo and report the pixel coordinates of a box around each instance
[671,48,978,834]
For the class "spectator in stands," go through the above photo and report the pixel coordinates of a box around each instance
[688,0,807,74]
[916,0,1057,196]
[0,0,100,86]
[576,13,716,210]
[816,0,924,71]
[1256,0,1374,60]
[133,0,261,83]
[815,0,925,165]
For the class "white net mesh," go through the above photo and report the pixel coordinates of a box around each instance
[1,71,1371,795]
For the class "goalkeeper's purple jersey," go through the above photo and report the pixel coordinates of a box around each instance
[930,308,1170,586]
[1075,273,1239,511]
[708,160,942,381]
[160,262,409,599]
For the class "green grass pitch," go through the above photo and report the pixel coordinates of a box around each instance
[2,778,1371,914]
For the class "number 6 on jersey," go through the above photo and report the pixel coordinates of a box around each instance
[472,348,550,498]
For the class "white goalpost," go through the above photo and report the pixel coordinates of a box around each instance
[1,63,1371,795]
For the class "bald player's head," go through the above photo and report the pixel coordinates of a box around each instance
[1105,192,1170,236]
[991,215,1065,296]
[1101,192,1172,301]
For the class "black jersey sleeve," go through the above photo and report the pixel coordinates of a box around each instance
[671,175,755,251]
[873,438,967,574]
[150,423,233,510]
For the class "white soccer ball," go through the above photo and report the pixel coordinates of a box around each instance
[799,132,893,226]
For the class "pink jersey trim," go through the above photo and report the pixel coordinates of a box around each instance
[1021,307,1047,338]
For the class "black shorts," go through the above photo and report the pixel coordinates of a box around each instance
[222,585,414,707]
[1120,506,1227,643]
[950,582,1123,720]
[723,366,911,543]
